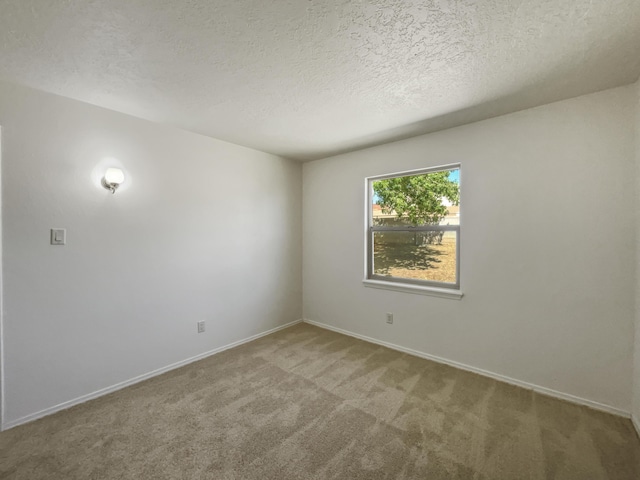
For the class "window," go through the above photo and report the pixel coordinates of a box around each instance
[365,165,461,294]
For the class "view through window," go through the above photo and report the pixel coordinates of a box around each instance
[367,165,460,289]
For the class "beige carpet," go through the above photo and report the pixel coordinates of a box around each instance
[1,323,638,479]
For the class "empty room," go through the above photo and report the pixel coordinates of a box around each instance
[0,1,639,479]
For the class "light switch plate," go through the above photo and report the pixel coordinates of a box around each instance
[50,228,66,245]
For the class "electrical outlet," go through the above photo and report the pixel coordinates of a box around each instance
[386,313,394,324]
[197,321,205,333]
[50,228,66,245]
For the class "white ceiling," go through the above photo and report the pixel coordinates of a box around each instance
[1,1,639,161]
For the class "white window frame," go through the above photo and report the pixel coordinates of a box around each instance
[363,164,463,299]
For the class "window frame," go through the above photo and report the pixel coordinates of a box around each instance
[365,164,461,292]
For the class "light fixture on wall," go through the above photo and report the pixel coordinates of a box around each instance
[102,167,125,194]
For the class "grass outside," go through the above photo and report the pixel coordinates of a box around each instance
[373,236,457,283]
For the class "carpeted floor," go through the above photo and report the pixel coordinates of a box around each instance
[1,322,638,479]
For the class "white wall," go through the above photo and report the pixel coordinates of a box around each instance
[634,78,640,429]
[303,85,636,413]
[0,81,302,427]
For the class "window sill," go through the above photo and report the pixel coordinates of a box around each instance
[362,279,463,299]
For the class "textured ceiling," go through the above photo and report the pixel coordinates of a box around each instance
[0,0,639,161]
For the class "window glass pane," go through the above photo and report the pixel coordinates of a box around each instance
[372,230,457,284]
[372,168,460,227]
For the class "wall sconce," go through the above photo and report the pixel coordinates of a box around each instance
[102,168,125,194]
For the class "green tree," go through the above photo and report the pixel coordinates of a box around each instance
[373,171,459,225]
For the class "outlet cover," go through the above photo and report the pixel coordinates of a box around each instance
[50,228,66,245]
[197,321,205,333]
[386,313,393,324]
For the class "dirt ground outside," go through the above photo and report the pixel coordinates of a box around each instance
[373,236,457,284]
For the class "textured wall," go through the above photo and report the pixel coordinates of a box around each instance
[0,81,302,427]
[303,85,636,413]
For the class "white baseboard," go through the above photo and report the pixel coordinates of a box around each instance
[303,319,631,419]
[632,415,640,439]
[1,319,302,431]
